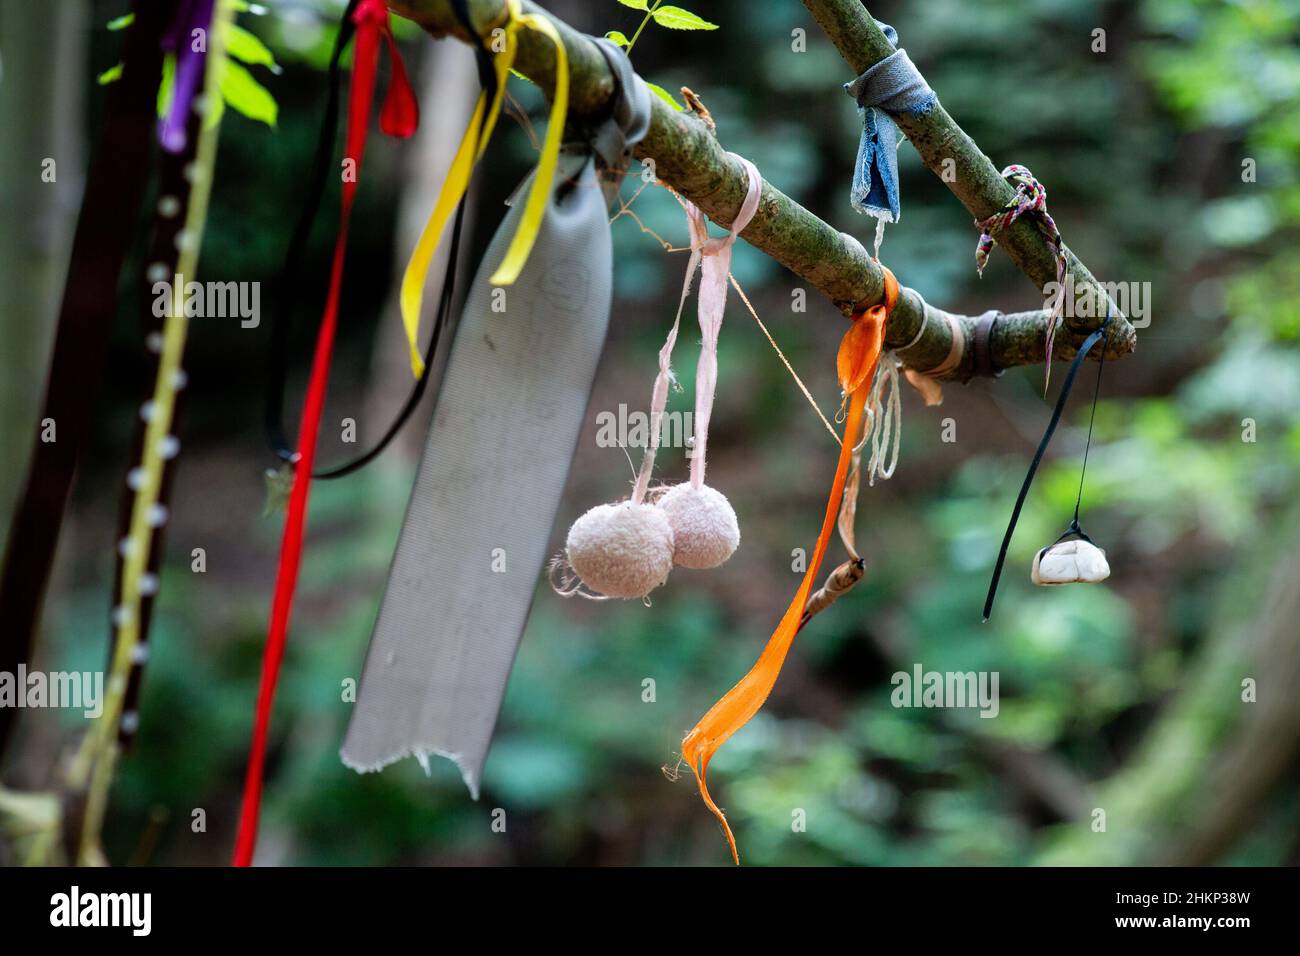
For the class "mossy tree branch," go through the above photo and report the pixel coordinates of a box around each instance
[389,0,1131,378]
[802,0,1137,361]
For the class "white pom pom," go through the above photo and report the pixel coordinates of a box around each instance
[657,483,740,570]
[565,501,675,599]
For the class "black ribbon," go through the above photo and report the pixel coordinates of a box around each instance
[264,0,495,479]
[982,317,1111,622]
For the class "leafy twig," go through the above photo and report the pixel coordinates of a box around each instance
[624,0,663,56]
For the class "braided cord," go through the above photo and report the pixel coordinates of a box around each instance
[974,164,1067,390]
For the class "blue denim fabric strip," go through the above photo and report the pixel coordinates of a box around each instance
[843,22,937,223]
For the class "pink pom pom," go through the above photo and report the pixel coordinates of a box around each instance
[658,483,739,570]
[565,502,675,599]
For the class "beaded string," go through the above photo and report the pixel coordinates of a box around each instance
[66,0,232,865]
[106,102,205,754]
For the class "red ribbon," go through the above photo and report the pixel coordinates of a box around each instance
[233,0,416,867]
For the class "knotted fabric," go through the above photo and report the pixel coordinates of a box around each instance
[591,38,652,187]
[843,22,936,223]
[974,164,1067,390]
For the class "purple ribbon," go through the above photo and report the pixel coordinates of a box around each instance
[158,0,216,153]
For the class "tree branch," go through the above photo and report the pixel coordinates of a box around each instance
[388,0,1129,378]
[802,0,1137,361]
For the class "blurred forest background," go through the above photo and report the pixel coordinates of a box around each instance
[1,0,1298,866]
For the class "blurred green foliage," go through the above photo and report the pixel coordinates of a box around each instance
[15,0,1299,866]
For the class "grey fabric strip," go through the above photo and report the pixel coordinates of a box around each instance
[843,21,937,223]
[970,310,1003,381]
[341,52,652,794]
[590,38,651,180]
[341,155,611,793]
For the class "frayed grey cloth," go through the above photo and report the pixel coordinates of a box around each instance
[341,49,651,796]
[591,37,652,188]
[844,22,937,223]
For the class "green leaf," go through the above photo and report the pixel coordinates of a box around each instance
[650,5,718,30]
[645,81,684,111]
[205,85,226,130]
[107,13,134,31]
[219,60,277,127]
[616,0,650,10]
[97,62,124,85]
[226,24,279,71]
[605,30,631,48]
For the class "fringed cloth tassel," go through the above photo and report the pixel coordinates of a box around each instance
[680,267,899,863]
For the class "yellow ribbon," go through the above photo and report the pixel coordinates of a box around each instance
[398,0,569,377]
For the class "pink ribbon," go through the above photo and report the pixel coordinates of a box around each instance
[631,156,762,502]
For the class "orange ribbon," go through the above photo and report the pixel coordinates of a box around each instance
[680,266,899,864]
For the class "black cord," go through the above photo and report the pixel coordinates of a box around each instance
[982,315,1112,622]
[264,0,497,480]
[264,0,360,465]
[453,0,498,96]
[314,200,467,478]
[1071,324,1109,526]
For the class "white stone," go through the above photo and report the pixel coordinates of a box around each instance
[1031,539,1111,586]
